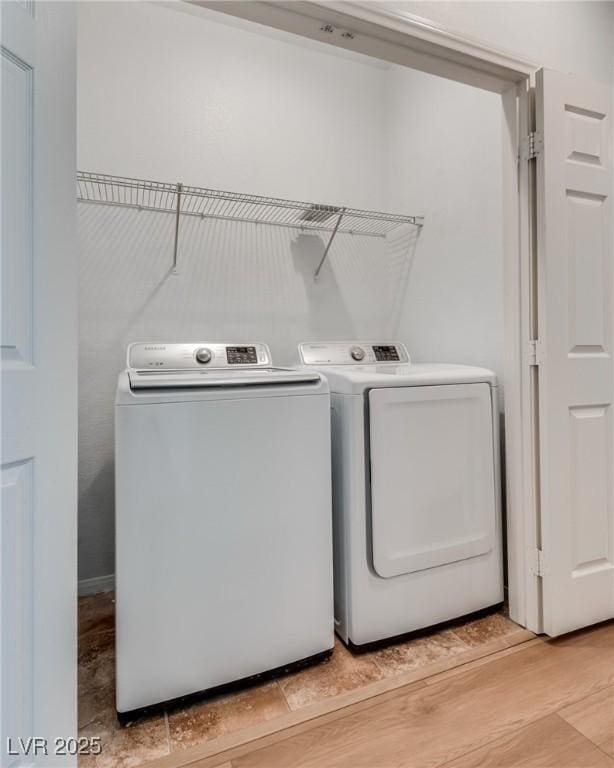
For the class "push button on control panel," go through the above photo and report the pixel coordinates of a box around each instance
[195,347,212,364]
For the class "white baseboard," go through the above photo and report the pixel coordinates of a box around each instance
[78,574,115,596]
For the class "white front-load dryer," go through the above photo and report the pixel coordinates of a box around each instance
[115,342,334,716]
[299,341,503,648]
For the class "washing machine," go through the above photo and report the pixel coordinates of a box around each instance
[298,341,503,648]
[115,342,334,716]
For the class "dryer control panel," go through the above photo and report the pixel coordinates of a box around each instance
[299,342,410,365]
[128,342,271,370]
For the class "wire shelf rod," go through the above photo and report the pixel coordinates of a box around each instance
[77,171,424,276]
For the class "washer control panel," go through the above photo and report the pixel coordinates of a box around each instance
[299,342,410,365]
[372,345,401,362]
[225,346,258,365]
[128,342,271,370]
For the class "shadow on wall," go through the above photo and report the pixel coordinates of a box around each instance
[77,203,422,581]
[290,233,355,340]
[120,265,177,338]
[78,459,115,583]
[384,225,422,338]
[290,225,422,347]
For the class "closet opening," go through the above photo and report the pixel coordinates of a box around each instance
[76,3,532,765]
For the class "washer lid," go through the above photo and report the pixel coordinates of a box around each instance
[126,342,320,389]
[128,367,320,390]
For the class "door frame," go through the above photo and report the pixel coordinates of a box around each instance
[202,0,542,631]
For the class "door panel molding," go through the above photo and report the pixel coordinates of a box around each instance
[1,45,33,366]
[536,68,614,636]
[1,2,77,763]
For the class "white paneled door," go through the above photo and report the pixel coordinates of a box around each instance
[536,69,614,636]
[1,3,77,765]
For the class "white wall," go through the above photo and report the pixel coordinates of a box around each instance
[77,0,612,584]
[78,1,401,582]
[386,1,614,85]
[386,67,503,377]
[78,2,389,206]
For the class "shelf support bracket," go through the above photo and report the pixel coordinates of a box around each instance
[172,182,183,273]
[314,207,346,281]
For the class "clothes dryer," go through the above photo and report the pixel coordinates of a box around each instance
[299,341,503,648]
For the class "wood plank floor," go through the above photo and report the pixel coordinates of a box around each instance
[80,593,532,768]
[164,620,614,768]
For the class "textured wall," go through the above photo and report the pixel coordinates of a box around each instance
[81,0,589,583]
[78,2,401,581]
[386,67,503,379]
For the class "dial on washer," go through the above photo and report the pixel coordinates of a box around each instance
[195,347,212,364]
[350,346,365,361]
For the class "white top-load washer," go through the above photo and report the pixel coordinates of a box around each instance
[115,342,334,716]
[299,341,503,648]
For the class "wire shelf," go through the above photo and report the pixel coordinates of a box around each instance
[77,171,424,276]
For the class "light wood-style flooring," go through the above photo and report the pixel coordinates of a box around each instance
[78,593,531,767]
[151,620,614,768]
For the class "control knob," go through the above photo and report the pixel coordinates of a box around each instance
[195,347,212,364]
[350,346,366,362]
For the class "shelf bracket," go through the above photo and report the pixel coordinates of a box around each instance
[314,207,346,281]
[172,182,182,273]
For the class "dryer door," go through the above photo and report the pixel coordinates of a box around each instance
[369,383,496,578]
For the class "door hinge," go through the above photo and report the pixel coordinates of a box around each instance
[526,339,544,366]
[529,547,546,577]
[519,130,544,161]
